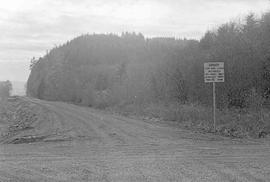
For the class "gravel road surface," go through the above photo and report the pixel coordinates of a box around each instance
[0,98,270,181]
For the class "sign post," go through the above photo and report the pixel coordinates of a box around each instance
[204,62,224,131]
[213,82,216,131]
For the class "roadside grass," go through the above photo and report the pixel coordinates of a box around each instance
[108,101,270,139]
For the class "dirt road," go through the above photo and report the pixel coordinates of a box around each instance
[0,98,270,181]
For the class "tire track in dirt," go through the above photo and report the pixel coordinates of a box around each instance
[48,102,142,145]
[49,101,184,146]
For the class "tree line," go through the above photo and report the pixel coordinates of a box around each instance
[0,81,12,100]
[27,12,270,110]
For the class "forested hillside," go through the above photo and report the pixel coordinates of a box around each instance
[27,12,270,109]
[27,33,197,106]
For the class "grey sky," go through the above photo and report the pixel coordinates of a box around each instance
[0,0,269,81]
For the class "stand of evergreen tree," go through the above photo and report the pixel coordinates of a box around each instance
[27,12,270,110]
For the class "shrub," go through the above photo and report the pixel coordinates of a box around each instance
[0,81,12,100]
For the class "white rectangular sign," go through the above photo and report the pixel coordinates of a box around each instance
[204,62,224,83]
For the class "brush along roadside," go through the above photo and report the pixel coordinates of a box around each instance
[107,102,270,139]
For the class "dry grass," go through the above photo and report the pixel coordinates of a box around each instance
[109,101,270,138]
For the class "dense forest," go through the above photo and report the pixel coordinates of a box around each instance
[27,12,270,110]
[27,33,197,107]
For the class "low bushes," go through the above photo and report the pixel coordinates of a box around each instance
[108,101,270,139]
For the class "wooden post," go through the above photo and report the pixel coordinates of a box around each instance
[213,82,216,131]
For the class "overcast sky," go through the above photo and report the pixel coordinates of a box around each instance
[0,0,269,81]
